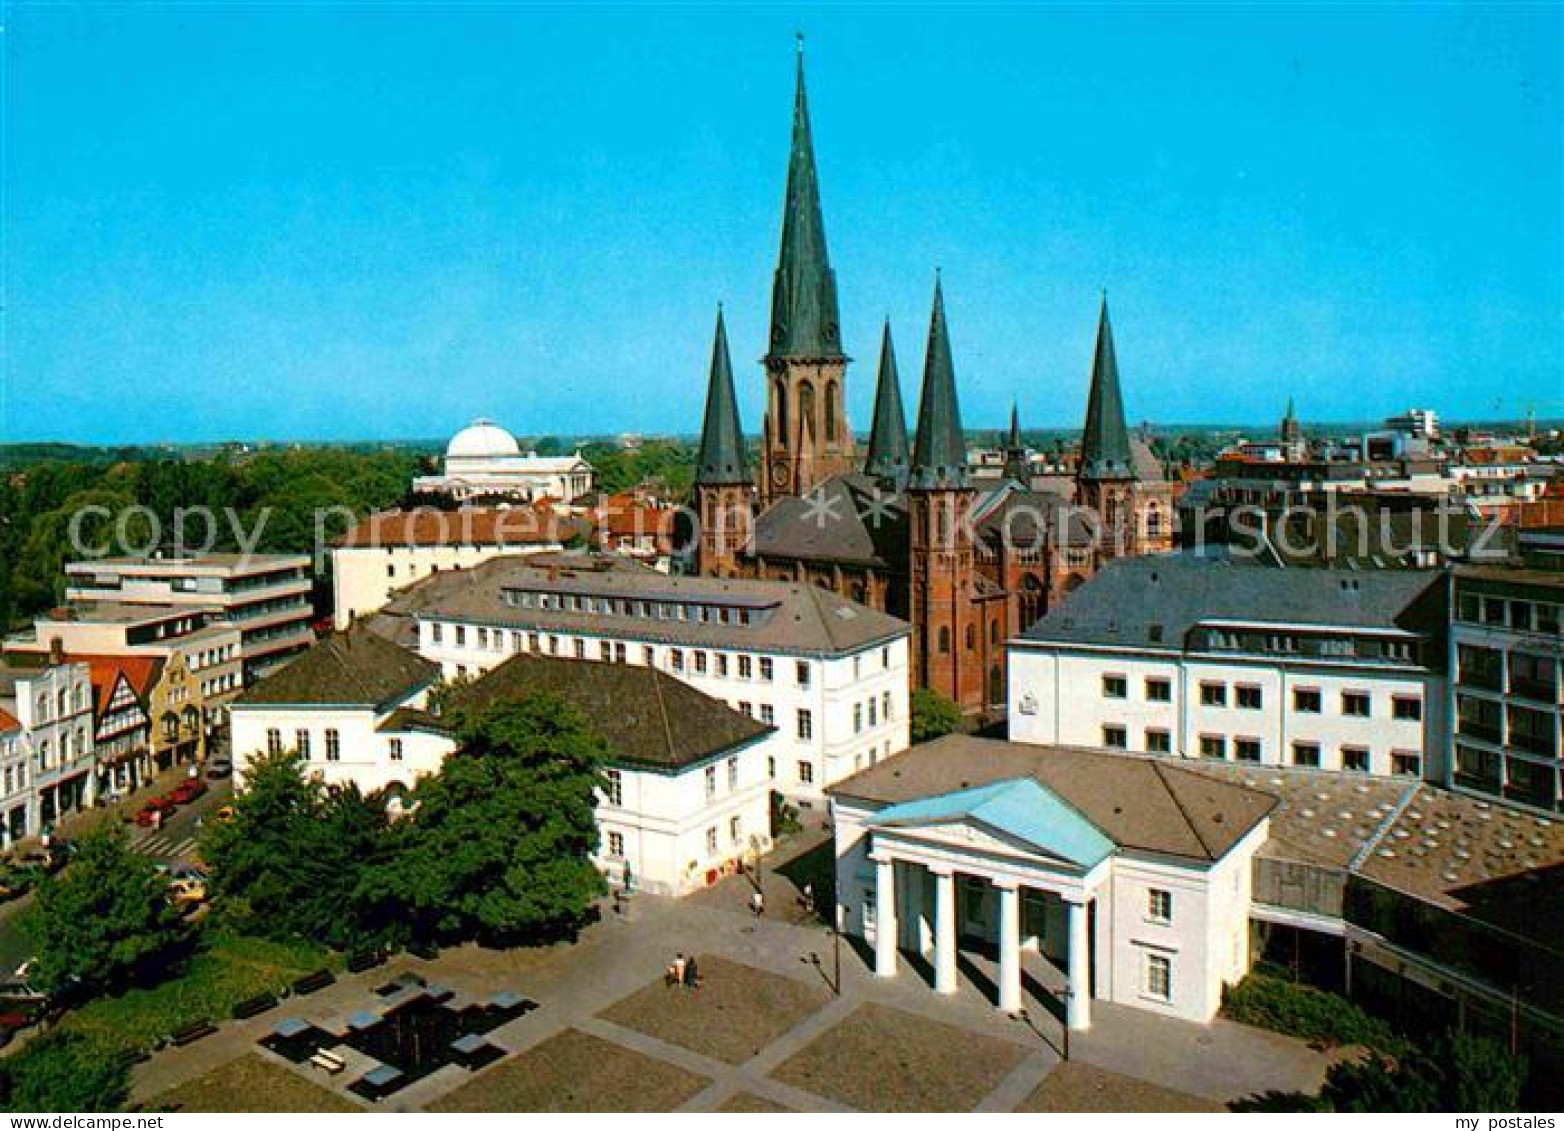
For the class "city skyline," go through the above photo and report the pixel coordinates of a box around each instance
[4,5,1560,445]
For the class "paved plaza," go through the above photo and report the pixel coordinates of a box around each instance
[137,829,1328,1112]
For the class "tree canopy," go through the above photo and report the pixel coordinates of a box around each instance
[911,688,964,744]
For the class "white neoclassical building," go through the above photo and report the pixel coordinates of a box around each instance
[413,419,595,504]
[832,736,1275,1028]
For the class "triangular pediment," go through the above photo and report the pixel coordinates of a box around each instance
[880,815,1078,867]
[870,778,1116,869]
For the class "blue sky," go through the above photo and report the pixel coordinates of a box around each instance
[3,3,1560,444]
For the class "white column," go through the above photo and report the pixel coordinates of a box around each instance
[874,856,898,978]
[1066,898,1092,1031]
[934,867,958,995]
[997,881,1022,1014]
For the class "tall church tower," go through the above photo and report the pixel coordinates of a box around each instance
[907,278,979,707]
[862,319,910,490]
[759,44,855,507]
[693,308,754,577]
[1076,294,1138,555]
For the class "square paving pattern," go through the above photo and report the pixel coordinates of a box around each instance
[149,1053,363,1113]
[1015,1060,1222,1112]
[598,954,833,1064]
[425,1027,710,1112]
[770,1001,1032,1111]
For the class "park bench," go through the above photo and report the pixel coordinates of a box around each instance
[232,993,278,1020]
[309,1049,346,1075]
[292,969,336,996]
[170,1020,217,1047]
[347,949,386,973]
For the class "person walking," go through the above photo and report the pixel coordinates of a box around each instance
[750,890,765,917]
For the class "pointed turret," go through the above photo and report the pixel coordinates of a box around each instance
[1078,293,1135,482]
[1002,401,1028,484]
[694,308,748,486]
[863,319,910,488]
[909,276,968,491]
[766,41,843,363]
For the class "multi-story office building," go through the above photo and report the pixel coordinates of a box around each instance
[386,555,912,799]
[1450,565,1562,813]
[1008,555,1448,780]
[65,554,313,682]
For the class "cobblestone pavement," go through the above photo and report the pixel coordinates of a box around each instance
[130,830,1329,1112]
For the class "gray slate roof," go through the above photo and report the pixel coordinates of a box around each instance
[908,278,968,491]
[862,320,910,489]
[831,735,1277,863]
[1078,296,1136,482]
[389,553,910,657]
[749,473,909,568]
[407,653,772,772]
[235,626,439,708]
[1020,553,1444,650]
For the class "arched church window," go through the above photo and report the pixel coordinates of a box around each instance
[938,626,951,654]
[775,379,789,440]
[965,624,976,651]
[1146,503,1163,537]
[799,382,815,436]
[825,382,839,442]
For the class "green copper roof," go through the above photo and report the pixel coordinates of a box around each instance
[875,778,1116,869]
[909,277,968,491]
[1002,401,1028,483]
[766,48,843,363]
[863,319,910,487]
[694,308,749,486]
[1078,294,1136,482]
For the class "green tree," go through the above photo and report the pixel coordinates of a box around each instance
[0,1031,130,1113]
[201,749,395,949]
[374,693,606,945]
[911,688,963,744]
[19,823,186,999]
[1319,1032,1525,1113]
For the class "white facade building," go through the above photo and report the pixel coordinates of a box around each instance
[413,419,594,504]
[231,628,782,896]
[387,555,912,801]
[0,662,98,841]
[1009,556,1449,781]
[831,736,1273,1026]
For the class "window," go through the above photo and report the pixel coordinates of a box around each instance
[1145,728,1172,753]
[1391,750,1421,777]
[1145,677,1172,702]
[727,757,738,791]
[1199,734,1227,759]
[325,729,340,761]
[1294,687,1322,713]
[1235,737,1262,763]
[1392,695,1422,721]
[1102,674,1127,699]
[853,704,864,734]
[1342,691,1371,718]
[883,691,893,720]
[573,638,586,659]
[759,657,773,682]
[882,646,891,669]
[1236,685,1263,710]
[641,645,654,665]
[604,769,622,806]
[455,625,466,647]
[1199,682,1227,707]
[759,704,774,726]
[705,827,718,856]
[1341,746,1370,773]
[1102,724,1128,749]
[1291,741,1321,768]
[671,649,685,673]
[797,760,814,785]
[796,661,811,687]
[389,738,404,762]
[477,627,489,649]
[938,626,951,654]
[1145,954,1172,1001]
[266,728,282,755]
[296,729,311,758]
[694,651,708,674]
[716,654,729,678]
[729,815,742,846]
[704,765,717,802]
[607,831,625,857]
[796,709,813,740]
[1148,889,1172,924]
[430,622,443,644]
[599,641,612,662]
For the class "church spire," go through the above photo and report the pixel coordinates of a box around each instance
[694,307,748,486]
[766,40,843,362]
[863,319,910,488]
[1078,293,1135,482]
[1002,401,1028,484]
[909,276,968,491]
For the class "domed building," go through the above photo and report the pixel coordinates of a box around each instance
[413,418,595,503]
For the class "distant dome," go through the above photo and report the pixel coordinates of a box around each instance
[446,419,521,460]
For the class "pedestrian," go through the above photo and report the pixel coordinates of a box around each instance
[802,882,815,913]
[683,956,699,989]
[750,890,765,917]
[671,953,687,987]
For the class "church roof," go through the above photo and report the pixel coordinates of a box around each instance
[862,320,910,488]
[446,419,521,460]
[875,778,1116,869]
[694,308,749,486]
[767,46,843,363]
[908,278,968,491]
[1078,296,1136,482]
[1001,402,1028,483]
[749,473,908,568]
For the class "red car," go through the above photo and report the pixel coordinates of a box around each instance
[170,780,207,805]
[134,796,177,827]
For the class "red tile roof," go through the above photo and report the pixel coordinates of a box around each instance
[0,707,19,732]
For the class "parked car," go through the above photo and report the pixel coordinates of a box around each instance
[170,779,207,805]
[135,796,177,827]
[205,757,233,780]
